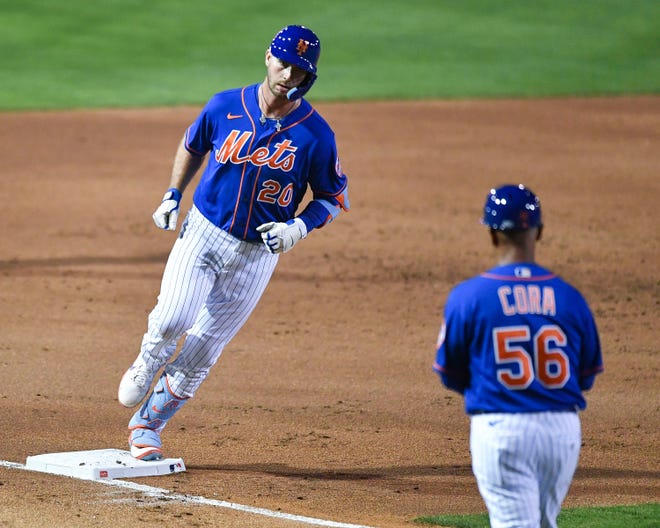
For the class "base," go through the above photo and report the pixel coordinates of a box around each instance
[25,448,185,480]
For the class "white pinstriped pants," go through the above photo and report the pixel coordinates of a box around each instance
[470,411,581,528]
[139,206,279,398]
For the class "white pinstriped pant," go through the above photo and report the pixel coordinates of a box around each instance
[470,411,581,528]
[139,206,279,398]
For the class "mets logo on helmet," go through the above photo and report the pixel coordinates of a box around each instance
[296,39,309,56]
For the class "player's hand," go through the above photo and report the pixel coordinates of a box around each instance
[256,218,307,254]
[152,188,182,231]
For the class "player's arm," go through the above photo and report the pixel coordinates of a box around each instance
[257,134,349,254]
[297,188,350,231]
[434,332,469,394]
[577,301,604,391]
[256,187,349,254]
[433,294,470,394]
[301,141,350,231]
[153,95,215,231]
[152,134,205,231]
[170,134,205,193]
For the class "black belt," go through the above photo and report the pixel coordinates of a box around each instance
[471,407,578,415]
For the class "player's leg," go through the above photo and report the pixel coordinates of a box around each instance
[128,373,188,460]
[166,238,279,397]
[118,208,219,407]
[470,413,541,528]
[537,412,581,528]
[128,225,277,458]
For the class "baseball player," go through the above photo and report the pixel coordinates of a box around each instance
[117,25,349,461]
[433,184,603,528]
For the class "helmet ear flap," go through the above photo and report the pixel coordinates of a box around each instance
[286,72,317,101]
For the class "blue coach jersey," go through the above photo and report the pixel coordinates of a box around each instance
[434,263,603,414]
[185,84,349,241]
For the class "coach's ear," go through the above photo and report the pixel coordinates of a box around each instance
[489,229,499,247]
[536,225,544,241]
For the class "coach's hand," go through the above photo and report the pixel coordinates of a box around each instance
[152,188,182,231]
[257,218,307,254]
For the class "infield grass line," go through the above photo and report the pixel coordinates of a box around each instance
[2,0,658,109]
[0,458,378,528]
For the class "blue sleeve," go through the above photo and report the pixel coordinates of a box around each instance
[184,96,220,156]
[299,129,349,232]
[577,297,604,391]
[433,288,471,394]
[298,198,347,232]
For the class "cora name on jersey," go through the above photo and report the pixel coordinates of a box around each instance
[497,284,557,316]
[215,130,297,172]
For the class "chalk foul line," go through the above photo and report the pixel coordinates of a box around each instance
[0,458,377,528]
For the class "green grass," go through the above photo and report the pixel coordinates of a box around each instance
[415,503,660,528]
[1,0,658,109]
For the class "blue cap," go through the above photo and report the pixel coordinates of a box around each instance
[482,184,542,230]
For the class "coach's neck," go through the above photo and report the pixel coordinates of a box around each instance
[491,227,542,265]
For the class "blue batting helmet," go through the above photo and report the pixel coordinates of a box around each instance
[482,184,542,231]
[269,25,320,100]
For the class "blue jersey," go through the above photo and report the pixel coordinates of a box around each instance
[433,263,603,414]
[184,84,350,241]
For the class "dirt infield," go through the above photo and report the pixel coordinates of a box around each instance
[0,97,658,527]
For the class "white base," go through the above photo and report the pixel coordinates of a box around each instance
[25,449,185,480]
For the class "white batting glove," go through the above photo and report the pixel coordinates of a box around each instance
[152,188,182,231]
[256,218,308,254]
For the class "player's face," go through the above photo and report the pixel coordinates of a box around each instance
[265,51,308,98]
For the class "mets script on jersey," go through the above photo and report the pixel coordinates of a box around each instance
[215,130,297,171]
